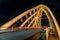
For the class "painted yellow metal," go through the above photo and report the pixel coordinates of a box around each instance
[45,28,49,40]
[0,4,40,29]
[20,18,23,22]
[0,4,60,40]
[41,5,60,40]
[19,12,37,28]
[27,17,37,28]
[26,15,28,19]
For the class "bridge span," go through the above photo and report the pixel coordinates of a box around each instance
[0,4,60,40]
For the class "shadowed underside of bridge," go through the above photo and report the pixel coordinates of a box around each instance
[0,4,60,40]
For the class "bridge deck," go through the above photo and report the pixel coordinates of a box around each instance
[0,29,40,40]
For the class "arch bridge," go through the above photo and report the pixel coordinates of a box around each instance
[0,4,60,40]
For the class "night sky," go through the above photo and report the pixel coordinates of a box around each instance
[0,0,60,26]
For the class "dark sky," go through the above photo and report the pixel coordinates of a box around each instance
[0,0,60,26]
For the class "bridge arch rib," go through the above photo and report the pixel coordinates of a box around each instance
[0,4,60,39]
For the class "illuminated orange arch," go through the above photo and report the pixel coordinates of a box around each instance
[0,4,60,39]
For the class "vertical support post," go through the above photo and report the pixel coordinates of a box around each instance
[20,18,23,22]
[26,15,28,19]
[39,16,41,26]
[35,17,37,28]
[45,28,49,40]
[39,9,43,27]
